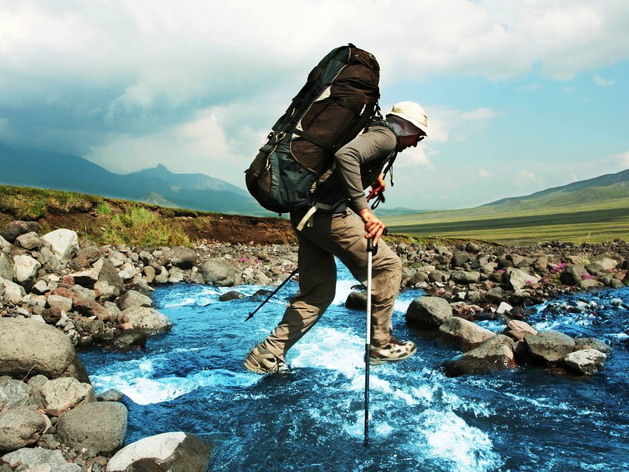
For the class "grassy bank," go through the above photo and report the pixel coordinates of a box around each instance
[382,197,629,245]
[0,185,294,246]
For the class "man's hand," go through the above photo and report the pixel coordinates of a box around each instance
[358,208,386,245]
[366,173,386,202]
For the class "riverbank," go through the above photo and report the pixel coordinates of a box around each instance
[0,219,627,470]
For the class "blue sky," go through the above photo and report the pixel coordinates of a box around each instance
[1,0,628,210]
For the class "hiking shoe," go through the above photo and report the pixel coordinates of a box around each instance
[244,345,289,374]
[369,338,417,365]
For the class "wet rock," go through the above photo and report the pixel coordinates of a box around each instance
[112,329,148,351]
[218,291,246,302]
[0,406,48,452]
[504,320,538,342]
[574,337,612,355]
[106,432,212,472]
[41,377,95,416]
[200,259,236,287]
[97,389,124,402]
[121,307,171,335]
[2,447,80,472]
[443,335,515,377]
[406,296,452,329]
[451,271,480,285]
[345,291,367,310]
[0,318,90,383]
[524,330,575,366]
[118,290,153,311]
[75,318,105,338]
[41,229,79,263]
[57,402,127,454]
[505,267,539,291]
[438,317,495,351]
[13,255,41,292]
[564,349,606,375]
[0,379,31,410]
[1,278,26,304]
[559,265,589,286]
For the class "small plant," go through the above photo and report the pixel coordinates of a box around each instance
[96,202,112,215]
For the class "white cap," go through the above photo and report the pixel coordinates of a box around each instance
[387,101,428,136]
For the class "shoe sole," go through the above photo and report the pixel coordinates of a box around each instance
[369,344,417,365]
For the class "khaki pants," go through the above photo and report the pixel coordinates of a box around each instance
[260,208,402,361]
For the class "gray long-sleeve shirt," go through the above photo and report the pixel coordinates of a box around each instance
[316,125,397,213]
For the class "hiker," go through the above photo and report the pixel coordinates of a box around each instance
[245,101,429,374]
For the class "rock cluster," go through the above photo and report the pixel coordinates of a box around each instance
[405,295,611,377]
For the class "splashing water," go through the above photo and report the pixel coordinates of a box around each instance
[81,264,629,471]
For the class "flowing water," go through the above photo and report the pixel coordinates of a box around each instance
[80,263,629,472]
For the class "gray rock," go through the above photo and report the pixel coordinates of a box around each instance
[154,267,169,284]
[13,255,41,291]
[578,278,604,289]
[0,407,48,452]
[41,229,79,263]
[31,280,48,295]
[465,242,482,253]
[118,263,136,281]
[74,245,102,267]
[406,296,452,329]
[438,317,495,351]
[0,278,26,304]
[121,307,171,334]
[410,271,429,285]
[505,267,539,291]
[345,291,367,310]
[218,291,246,302]
[564,349,606,375]
[73,298,111,322]
[0,221,40,243]
[451,271,481,285]
[57,402,127,454]
[592,256,618,271]
[0,253,13,281]
[0,235,11,254]
[525,330,576,366]
[37,247,62,273]
[37,433,61,450]
[118,290,153,311]
[106,432,211,472]
[143,266,156,283]
[2,447,80,472]
[560,265,590,286]
[443,335,515,377]
[168,267,185,284]
[200,259,236,286]
[27,375,50,392]
[574,337,613,355]
[15,232,43,251]
[428,270,449,283]
[164,247,197,269]
[97,389,124,402]
[0,380,31,410]
[69,266,100,286]
[47,295,73,313]
[41,377,96,415]
[75,318,105,337]
[0,318,90,383]
[451,251,472,268]
[103,302,123,323]
[98,258,124,292]
[112,329,148,351]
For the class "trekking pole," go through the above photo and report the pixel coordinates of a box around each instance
[244,267,299,322]
[364,236,376,447]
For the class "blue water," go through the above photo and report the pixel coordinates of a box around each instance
[80,264,629,472]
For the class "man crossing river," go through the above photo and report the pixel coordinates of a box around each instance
[245,101,429,374]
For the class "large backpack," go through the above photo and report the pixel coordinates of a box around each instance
[245,44,381,214]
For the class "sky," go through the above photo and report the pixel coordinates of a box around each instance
[1,0,628,210]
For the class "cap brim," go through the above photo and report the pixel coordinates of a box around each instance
[387,112,428,136]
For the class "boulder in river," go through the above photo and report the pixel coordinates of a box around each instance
[406,296,452,329]
[524,330,575,366]
[345,291,367,310]
[443,334,515,377]
[563,349,606,375]
[106,432,212,472]
[438,317,495,351]
[121,307,172,335]
[0,318,90,383]
[573,337,612,355]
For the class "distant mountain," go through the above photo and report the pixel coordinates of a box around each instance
[0,142,265,216]
[374,207,429,217]
[482,168,629,211]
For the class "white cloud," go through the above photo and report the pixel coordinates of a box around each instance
[479,169,492,177]
[522,83,541,91]
[427,105,503,143]
[593,75,615,86]
[618,151,629,168]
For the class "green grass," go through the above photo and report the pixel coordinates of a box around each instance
[383,197,629,244]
